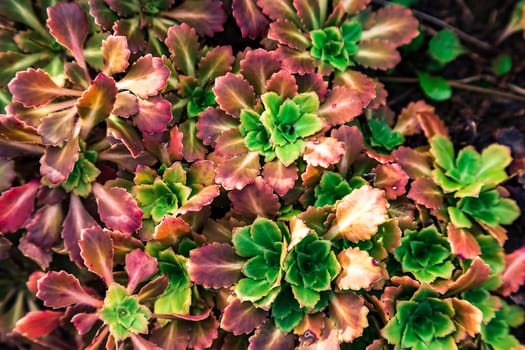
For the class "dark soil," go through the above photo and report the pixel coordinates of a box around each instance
[384,0,525,341]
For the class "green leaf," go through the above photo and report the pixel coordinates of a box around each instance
[477,144,511,184]
[233,226,265,258]
[275,141,304,167]
[291,284,320,308]
[293,113,323,138]
[418,72,452,101]
[448,206,472,228]
[243,256,271,280]
[292,92,319,114]
[491,54,512,76]
[369,119,404,151]
[430,136,455,170]
[236,278,273,302]
[428,29,465,63]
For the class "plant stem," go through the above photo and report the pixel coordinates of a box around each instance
[380,77,525,103]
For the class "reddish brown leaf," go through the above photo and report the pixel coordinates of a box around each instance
[165,23,199,76]
[229,177,281,219]
[451,298,482,337]
[333,0,371,15]
[215,128,249,157]
[130,334,163,350]
[153,216,192,246]
[14,310,63,339]
[354,40,401,70]
[213,73,255,117]
[240,49,281,95]
[328,293,369,342]
[393,100,435,136]
[168,125,184,161]
[333,70,376,107]
[38,108,77,146]
[117,55,170,98]
[319,86,363,126]
[331,125,364,177]
[180,119,208,162]
[107,116,144,158]
[374,163,409,200]
[92,183,143,234]
[126,249,158,294]
[407,177,443,209]
[446,223,480,260]
[0,114,41,144]
[37,271,103,308]
[446,258,490,295]
[263,160,298,197]
[135,96,172,135]
[248,321,296,350]
[71,312,99,335]
[361,5,419,46]
[40,131,80,184]
[163,0,226,37]
[113,91,139,117]
[25,204,63,249]
[266,70,299,100]
[417,110,449,139]
[392,146,433,179]
[268,19,310,50]
[197,108,238,147]
[177,185,221,215]
[221,298,268,335]
[198,46,235,84]
[276,45,316,75]
[113,17,145,53]
[233,0,270,39]
[0,180,39,233]
[79,226,114,286]
[102,35,130,76]
[499,245,525,296]
[188,243,244,288]
[215,152,260,190]
[303,137,345,168]
[336,248,383,291]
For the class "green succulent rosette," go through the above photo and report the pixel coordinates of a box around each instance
[310,22,362,72]
[313,171,352,207]
[232,218,288,308]
[98,284,151,341]
[284,233,340,308]
[61,150,100,197]
[240,91,324,166]
[394,226,454,283]
[382,288,457,350]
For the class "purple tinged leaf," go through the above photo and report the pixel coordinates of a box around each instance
[221,298,268,335]
[153,216,192,246]
[130,334,163,350]
[263,160,298,196]
[373,163,409,200]
[294,0,322,31]
[150,320,191,350]
[47,2,89,69]
[126,249,158,294]
[198,46,235,84]
[268,19,310,50]
[215,152,260,190]
[213,73,255,117]
[196,108,238,147]
[248,321,296,350]
[78,73,118,138]
[257,0,299,24]
[135,96,172,135]
[117,55,170,98]
[392,146,433,179]
[88,0,118,30]
[229,177,280,219]
[8,69,81,107]
[38,108,77,146]
[26,204,63,249]
[295,73,328,99]
[0,159,15,192]
[276,45,316,75]
[162,0,226,37]
[0,115,41,144]
[107,116,144,158]
[407,177,443,209]
[319,86,364,126]
[79,226,114,286]
[240,49,281,95]
[102,35,130,76]
[37,271,103,308]
[113,18,145,53]
[333,71,377,107]
[447,223,480,260]
[328,293,369,342]
[303,137,345,168]
[104,0,138,16]
[0,180,39,233]
[18,236,53,269]
[92,183,143,234]
[180,119,208,162]
[333,0,370,15]
[71,312,99,335]
[177,185,221,215]
[187,160,217,187]
[113,91,139,117]
[215,129,248,157]
[354,40,401,70]
[138,275,169,303]
[188,243,244,288]
[63,194,100,266]
[266,70,299,100]
[165,23,199,76]
[98,144,157,173]
[40,130,80,184]
[168,126,184,161]
[233,0,270,39]
[14,310,64,340]
[361,5,419,47]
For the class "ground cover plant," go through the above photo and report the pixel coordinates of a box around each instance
[0,0,524,349]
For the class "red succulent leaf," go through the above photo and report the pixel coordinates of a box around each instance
[331,125,364,177]
[37,270,103,308]
[263,160,298,196]
[319,86,363,126]
[78,73,118,137]
[354,40,401,70]
[188,242,244,288]
[394,100,435,136]
[499,245,525,296]
[446,223,480,260]
[130,334,163,350]
[26,204,63,249]
[214,73,255,117]
[168,125,184,161]
[14,310,64,339]
[180,119,208,162]
[248,321,296,350]
[113,18,145,53]
[197,108,238,147]
[240,49,282,95]
[88,0,117,30]
[276,45,316,75]
[0,180,39,234]
[361,5,419,46]
[38,108,77,146]
[0,159,15,192]
[102,35,130,76]
[187,314,219,349]
[165,23,199,76]
[266,70,299,100]
[0,114,41,144]
[153,216,192,245]
[294,0,325,31]
[417,109,449,139]
[104,0,136,16]
[203,215,245,243]
[47,2,89,69]
[113,91,139,117]
[135,96,172,135]
[107,116,144,158]
[392,146,433,179]
[199,46,235,84]
[18,237,52,269]
[257,0,300,24]
[328,293,369,342]
[373,163,409,200]
[162,0,226,37]
[177,185,221,215]
[407,177,443,209]
[150,320,191,350]
[187,160,217,187]
[294,312,326,344]
[117,55,170,98]
[40,131,80,184]
[446,258,490,295]
[8,69,80,107]
[229,177,280,219]
[451,298,483,338]
[304,137,345,168]
[63,194,100,266]
[297,318,339,350]
[79,226,114,286]
[215,152,260,190]
[268,19,310,50]
[233,0,270,39]
[333,71,376,107]
[296,73,328,99]
[126,249,158,294]
[368,79,388,109]
[26,271,45,295]
[215,128,248,157]
[71,312,99,335]
[138,275,169,303]
[221,298,268,335]
[92,183,143,234]
[64,62,90,89]
[333,0,371,15]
